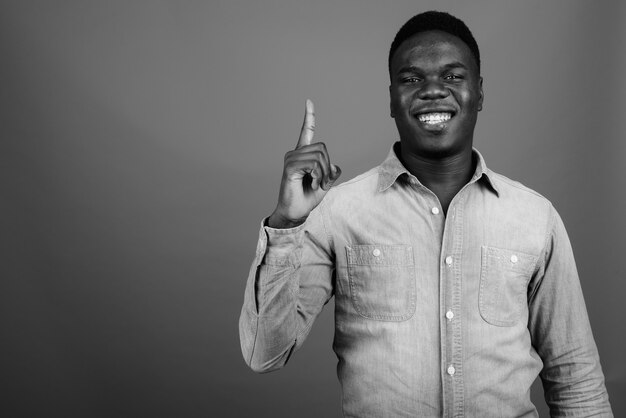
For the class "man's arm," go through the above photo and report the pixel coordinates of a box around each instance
[239,100,341,372]
[528,205,613,417]
[239,206,334,372]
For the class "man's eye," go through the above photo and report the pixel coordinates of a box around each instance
[444,74,463,80]
[403,77,421,83]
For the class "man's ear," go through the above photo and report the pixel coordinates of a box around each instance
[389,85,395,118]
[477,77,484,111]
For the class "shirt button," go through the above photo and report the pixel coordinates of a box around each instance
[446,310,454,320]
[510,255,518,263]
[431,207,440,215]
[445,256,453,266]
[372,248,381,257]
[447,365,456,376]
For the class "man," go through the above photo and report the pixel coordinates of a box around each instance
[239,11,613,417]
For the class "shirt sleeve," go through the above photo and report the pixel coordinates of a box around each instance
[238,202,335,373]
[528,205,613,417]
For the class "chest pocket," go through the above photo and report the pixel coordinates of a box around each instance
[346,244,416,321]
[479,246,538,327]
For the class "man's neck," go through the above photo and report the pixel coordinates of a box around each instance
[399,146,475,215]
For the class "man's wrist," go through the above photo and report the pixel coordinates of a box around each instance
[267,211,307,229]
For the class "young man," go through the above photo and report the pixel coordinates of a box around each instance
[239,11,612,417]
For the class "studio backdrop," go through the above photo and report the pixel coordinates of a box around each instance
[1,1,624,417]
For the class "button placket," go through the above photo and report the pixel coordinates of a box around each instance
[439,196,466,414]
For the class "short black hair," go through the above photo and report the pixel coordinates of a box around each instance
[389,11,480,77]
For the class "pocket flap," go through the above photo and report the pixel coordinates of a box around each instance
[482,246,537,275]
[346,245,414,266]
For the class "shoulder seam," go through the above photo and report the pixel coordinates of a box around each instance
[534,202,557,274]
[489,171,548,201]
[332,167,379,189]
[318,198,334,254]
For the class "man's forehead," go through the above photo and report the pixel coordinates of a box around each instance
[392,30,477,69]
[398,31,471,55]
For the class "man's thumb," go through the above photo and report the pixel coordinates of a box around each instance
[329,164,342,185]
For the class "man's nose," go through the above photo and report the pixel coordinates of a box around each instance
[417,80,449,100]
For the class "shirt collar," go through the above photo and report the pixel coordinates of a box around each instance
[377,142,500,196]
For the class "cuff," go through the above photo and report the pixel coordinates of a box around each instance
[254,217,306,267]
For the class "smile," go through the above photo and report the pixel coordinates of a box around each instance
[417,112,452,125]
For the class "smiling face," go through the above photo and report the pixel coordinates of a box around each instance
[389,30,483,159]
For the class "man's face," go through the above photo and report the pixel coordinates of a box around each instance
[389,30,483,159]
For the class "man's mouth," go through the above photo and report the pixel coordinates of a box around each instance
[417,112,453,125]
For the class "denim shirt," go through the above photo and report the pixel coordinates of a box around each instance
[239,144,612,417]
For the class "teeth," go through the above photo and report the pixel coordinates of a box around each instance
[418,112,452,124]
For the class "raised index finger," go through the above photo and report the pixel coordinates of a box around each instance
[296,99,315,149]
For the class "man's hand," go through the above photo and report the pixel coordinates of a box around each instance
[268,100,341,229]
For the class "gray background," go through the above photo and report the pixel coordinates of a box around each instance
[1,1,624,417]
